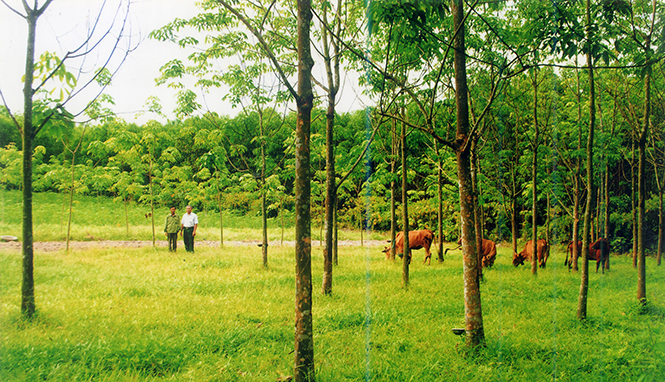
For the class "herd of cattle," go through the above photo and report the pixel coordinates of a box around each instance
[382,229,611,273]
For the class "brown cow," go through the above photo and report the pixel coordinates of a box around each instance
[513,239,549,268]
[589,238,610,273]
[383,229,435,265]
[443,238,497,268]
[480,239,498,268]
[564,240,582,268]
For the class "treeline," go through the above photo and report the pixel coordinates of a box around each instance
[1,62,664,254]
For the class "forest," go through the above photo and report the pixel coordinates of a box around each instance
[1,0,664,381]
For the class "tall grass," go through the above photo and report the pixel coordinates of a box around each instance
[1,243,664,381]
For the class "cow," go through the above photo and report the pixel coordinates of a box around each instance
[564,240,582,268]
[383,229,435,265]
[513,239,549,268]
[443,238,497,268]
[480,239,498,268]
[589,238,610,273]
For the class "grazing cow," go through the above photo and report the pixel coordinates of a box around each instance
[564,240,582,268]
[383,229,435,265]
[443,238,497,268]
[480,239,498,268]
[513,239,549,268]
[589,238,610,273]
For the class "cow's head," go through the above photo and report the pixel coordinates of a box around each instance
[482,256,494,268]
[512,252,526,267]
[382,246,391,259]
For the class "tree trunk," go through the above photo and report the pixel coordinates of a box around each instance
[333,197,338,265]
[511,193,518,254]
[604,158,610,270]
[577,2,595,320]
[293,1,315,380]
[66,152,76,251]
[401,118,410,287]
[452,0,484,347]
[333,197,339,265]
[390,120,398,261]
[436,139,444,262]
[531,72,539,276]
[21,10,40,318]
[658,188,663,266]
[572,62,583,272]
[321,1,339,295]
[471,139,483,280]
[636,63,650,305]
[219,187,224,248]
[261,114,269,268]
[149,147,155,248]
[124,197,129,236]
[632,141,637,268]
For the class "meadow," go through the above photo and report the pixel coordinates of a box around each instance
[1,190,665,381]
[2,240,665,381]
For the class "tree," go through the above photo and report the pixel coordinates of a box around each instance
[0,0,133,318]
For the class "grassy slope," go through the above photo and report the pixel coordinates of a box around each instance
[1,243,664,381]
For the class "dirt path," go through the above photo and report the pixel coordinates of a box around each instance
[0,239,388,253]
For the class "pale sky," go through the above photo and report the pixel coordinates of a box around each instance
[0,0,368,126]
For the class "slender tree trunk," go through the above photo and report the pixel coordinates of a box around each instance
[333,197,338,265]
[572,62,583,272]
[636,64,651,305]
[578,2,595,320]
[632,141,637,268]
[280,198,284,246]
[604,154,610,270]
[66,152,76,251]
[658,188,663,266]
[260,115,269,268]
[511,193,517,254]
[436,140,444,262]
[471,140,483,279]
[293,1,315,379]
[124,197,129,236]
[390,120,398,261]
[321,2,339,295]
[452,0,483,347]
[219,183,224,248]
[149,148,155,248]
[21,10,40,318]
[401,118,410,287]
[572,180,580,271]
[531,72,539,276]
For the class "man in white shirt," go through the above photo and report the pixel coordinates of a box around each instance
[180,205,199,252]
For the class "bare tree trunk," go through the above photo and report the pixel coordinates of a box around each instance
[333,197,338,265]
[531,72,539,276]
[471,139,483,280]
[452,0,483,347]
[333,197,339,265]
[390,120,398,261]
[436,140,444,262]
[66,152,76,251]
[578,1,595,320]
[636,62,651,305]
[260,113,269,268]
[511,193,518,254]
[293,1,315,379]
[401,118,410,287]
[572,61,583,272]
[632,141,638,268]
[20,6,49,317]
[125,197,129,236]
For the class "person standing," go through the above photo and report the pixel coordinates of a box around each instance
[181,205,199,253]
[164,206,181,252]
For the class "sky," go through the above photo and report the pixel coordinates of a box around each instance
[0,0,368,126]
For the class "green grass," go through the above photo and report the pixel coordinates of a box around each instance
[0,190,385,242]
[1,243,664,381]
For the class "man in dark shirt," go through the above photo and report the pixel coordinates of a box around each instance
[164,206,181,252]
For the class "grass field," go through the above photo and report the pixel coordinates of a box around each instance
[1,241,664,381]
[0,190,383,242]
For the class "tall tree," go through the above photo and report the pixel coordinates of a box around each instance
[0,0,132,318]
